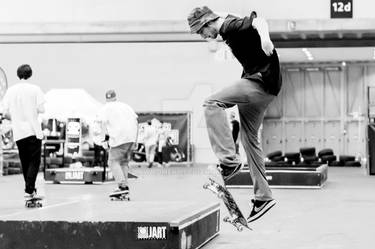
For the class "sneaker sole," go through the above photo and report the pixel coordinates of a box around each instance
[109,191,129,197]
[247,199,276,223]
[222,164,243,181]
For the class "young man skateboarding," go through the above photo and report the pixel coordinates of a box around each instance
[95,90,138,198]
[187,6,282,222]
[2,64,45,202]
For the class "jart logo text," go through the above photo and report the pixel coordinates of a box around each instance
[137,226,167,240]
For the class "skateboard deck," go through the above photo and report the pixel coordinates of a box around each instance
[203,177,250,231]
[109,192,130,201]
[25,197,43,208]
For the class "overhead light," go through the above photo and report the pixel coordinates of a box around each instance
[306,67,319,71]
[373,48,375,60]
[286,68,300,72]
[325,67,340,71]
[342,61,346,67]
[302,48,314,61]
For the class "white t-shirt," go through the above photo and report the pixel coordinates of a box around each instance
[96,101,138,147]
[143,124,159,147]
[2,81,45,141]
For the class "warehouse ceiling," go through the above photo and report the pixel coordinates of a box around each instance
[0,19,375,63]
[278,47,375,63]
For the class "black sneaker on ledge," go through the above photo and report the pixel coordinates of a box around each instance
[247,199,276,223]
[217,163,243,181]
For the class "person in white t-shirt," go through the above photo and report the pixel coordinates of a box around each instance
[2,64,45,200]
[95,89,138,198]
[143,120,159,168]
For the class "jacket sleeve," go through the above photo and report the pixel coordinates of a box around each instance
[220,12,257,37]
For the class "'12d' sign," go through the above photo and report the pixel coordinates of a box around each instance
[331,0,353,18]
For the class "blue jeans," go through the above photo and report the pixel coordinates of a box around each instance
[204,78,275,201]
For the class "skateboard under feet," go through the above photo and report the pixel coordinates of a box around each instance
[203,178,251,232]
[25,197,43,208]
[109,192,130,201]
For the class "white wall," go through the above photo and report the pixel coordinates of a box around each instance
[0,0,373,23]
[0,42,241,163]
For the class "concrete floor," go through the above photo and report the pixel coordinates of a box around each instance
[0,164,375,249]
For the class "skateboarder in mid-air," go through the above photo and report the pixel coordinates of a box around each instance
[188,6,282,222]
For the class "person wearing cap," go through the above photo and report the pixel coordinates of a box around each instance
[187,6,282,223]
[1,64,45,202]
[94,90,138,198]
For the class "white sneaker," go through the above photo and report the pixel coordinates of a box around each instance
[109,186,129,197]
[24,192,34,200]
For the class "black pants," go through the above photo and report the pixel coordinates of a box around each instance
[16,136,42,194]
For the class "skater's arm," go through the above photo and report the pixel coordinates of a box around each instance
[220,16,251,36]
[252,17,274,56]
[220,11,257,37]
[36,87,45,114]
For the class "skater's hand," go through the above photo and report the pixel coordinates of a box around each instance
[261,39,274,56]
[101,141,109,150]
[252,17,274,56]
[132,142,138,150]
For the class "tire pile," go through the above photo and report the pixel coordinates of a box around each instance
[266,147,361,167]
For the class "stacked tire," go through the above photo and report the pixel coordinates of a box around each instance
[284,152,300,165]
[300,147,319,164]
[266,151,286,166]
[317,149,361,167]
[266,151,301,165]
[339,155,361,167]
[318,149,337,165]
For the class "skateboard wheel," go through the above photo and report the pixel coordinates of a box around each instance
[218,192,225,199]
[203,183,209,189]
[26,202,34,208]
[223,216,230,222]
[237,226,243,232]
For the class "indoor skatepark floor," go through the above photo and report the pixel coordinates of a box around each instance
[0,164,374,249]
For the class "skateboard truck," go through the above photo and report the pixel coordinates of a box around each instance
[203,178,251,232]
[110,193,130,201]
[203,183,224,199]
[25,198,43,208]
[223,216,244,232]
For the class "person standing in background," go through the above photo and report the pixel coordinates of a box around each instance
[143,120,158,168]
